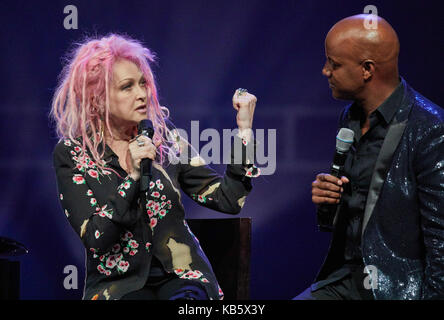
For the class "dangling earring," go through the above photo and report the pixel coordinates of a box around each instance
[100,120,105,142]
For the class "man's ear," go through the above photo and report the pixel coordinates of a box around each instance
[362,60,375,81]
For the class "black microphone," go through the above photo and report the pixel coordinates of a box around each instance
[317,128,354,231]
[330,128,354,177]
[137,119,154,192]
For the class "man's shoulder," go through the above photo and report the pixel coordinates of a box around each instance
[404,86,444,148]
[407,85,444,126]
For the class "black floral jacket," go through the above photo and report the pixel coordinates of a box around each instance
[53,135,259,300]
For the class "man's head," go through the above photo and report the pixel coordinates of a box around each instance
[322,14,400,101]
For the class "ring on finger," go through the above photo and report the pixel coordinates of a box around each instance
[237,88,248,96]
[136,137,145,147]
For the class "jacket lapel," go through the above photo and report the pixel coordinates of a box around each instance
[361,80,413,236]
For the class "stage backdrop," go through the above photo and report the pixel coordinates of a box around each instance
[0,0,442,299]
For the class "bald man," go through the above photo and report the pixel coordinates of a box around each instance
[295,15,444,300]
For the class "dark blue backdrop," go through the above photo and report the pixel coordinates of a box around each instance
[0,0,442,299]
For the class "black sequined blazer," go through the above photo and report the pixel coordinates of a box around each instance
[316,78,444,299]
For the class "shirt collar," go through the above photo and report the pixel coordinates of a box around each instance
[348,79,404,125]
[100,144,117,161]
[374,80,404,125]
[97,142,117,161]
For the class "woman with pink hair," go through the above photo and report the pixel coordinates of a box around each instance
[51,33,260,300]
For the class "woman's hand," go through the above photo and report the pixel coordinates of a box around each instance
[232,89,257,132]
[128,135,159,181]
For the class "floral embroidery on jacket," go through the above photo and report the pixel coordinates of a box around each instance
[66,139,111,182]
[55,136,253,300]
[245,165,260,178]
[94,204,113,219]
[92,231,139,277]
[117,176,133,198]
[73,174,85,185]
[146,179,172,231]
[218,285,224,300]
[87,169,99,180]
[174,268,209,283]
[191,194,213,203]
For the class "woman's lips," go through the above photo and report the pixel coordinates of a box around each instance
[135,106,147,113]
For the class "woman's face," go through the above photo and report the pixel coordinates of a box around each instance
[108,59,149,127]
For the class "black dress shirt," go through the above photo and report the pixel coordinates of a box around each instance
[314,81,405,299]
[342,81,404,263]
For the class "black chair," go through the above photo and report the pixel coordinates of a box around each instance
[0,237,28,300]
[186,217,251,300]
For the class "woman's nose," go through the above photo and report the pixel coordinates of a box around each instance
[137,85,147,101]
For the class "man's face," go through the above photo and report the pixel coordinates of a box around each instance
[322,34,365,100]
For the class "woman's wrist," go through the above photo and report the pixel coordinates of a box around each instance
[237,127,253,144]
[129,170,140,181]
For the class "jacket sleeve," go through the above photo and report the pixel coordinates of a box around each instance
[53,139,142,255]
[416,123,444,299]
[178,135,260,214]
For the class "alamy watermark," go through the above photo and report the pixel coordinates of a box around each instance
[169,121,276,175]
[63,265,78,290]
[63,5,78,30]
[363,265,378,290]
[363,5,378,30]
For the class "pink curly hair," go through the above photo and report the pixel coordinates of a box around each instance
[50,33,176,172]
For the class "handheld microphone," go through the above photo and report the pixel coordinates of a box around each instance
[330,128,354,177]
[317,128,354,231]
[138,119,154,192]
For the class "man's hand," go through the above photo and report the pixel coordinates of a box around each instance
[312,173,350,205]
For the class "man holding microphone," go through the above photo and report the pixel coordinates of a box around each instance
[294,14,444,300]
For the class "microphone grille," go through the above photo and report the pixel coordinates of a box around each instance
[138,119,153,131]
[336,128,354,152]
[138,119,154,137]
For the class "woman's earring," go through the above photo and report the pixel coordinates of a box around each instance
[99,121,105,141]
